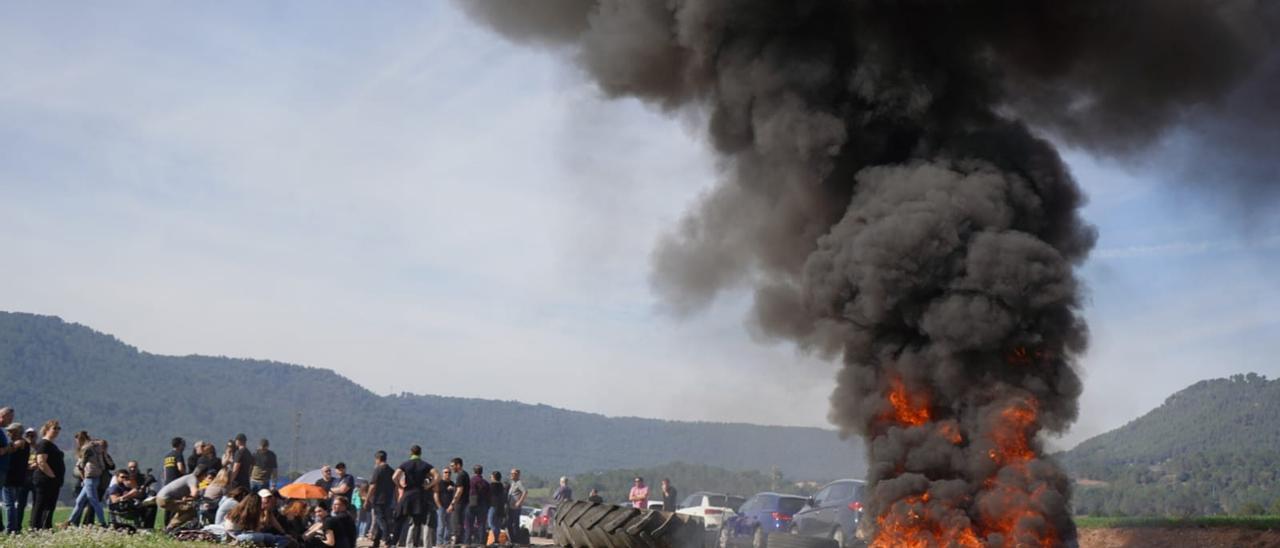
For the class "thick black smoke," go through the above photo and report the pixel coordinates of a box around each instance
[460,1,1278,545]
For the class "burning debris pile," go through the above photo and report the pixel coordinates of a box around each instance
[461,1,1279,546]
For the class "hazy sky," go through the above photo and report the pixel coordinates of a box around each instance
[2,3,1277,450]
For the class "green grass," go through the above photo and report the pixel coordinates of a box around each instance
[1075,515,1280,530]
[0,527,188,547]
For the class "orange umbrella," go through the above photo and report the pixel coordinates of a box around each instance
[279,483,328,500]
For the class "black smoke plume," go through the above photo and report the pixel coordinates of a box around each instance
[460,1,1278,545]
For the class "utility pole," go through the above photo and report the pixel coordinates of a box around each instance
[292,410,302,480]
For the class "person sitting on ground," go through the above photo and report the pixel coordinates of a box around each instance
[316,496,357,548]
[259,489,290,537]
[106,469,143,521]
[225,491,289,547]
[203,468,230,500]
[214,486,249,528]
[303,503,330,547]
[279,499,311,539]
[156,465,212,529]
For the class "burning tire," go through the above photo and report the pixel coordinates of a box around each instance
[552,500,707,548]
[763,533,838,548]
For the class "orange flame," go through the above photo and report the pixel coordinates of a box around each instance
[883,378,931,427]
[988,398,1037,465]
[872,492,982,548]
[1007,346,1053,366]
[938,421,963,445]
[873,397,1059,547]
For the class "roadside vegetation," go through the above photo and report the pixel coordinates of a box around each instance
[1075,515,1280,530]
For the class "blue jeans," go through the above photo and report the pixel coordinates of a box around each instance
[436,507,452,544]
[249,480,270,492]
[234,532,289,546]
[487,506,504,540]
[3,485,28,534]
[69,476,106,526]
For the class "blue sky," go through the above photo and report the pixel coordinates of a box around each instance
[2,2,1276,449]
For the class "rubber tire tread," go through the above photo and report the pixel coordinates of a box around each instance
[764,533,839,548]
[552,500,705,548]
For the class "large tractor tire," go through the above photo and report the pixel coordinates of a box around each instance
[552,500,707,548]
[763,533,839,548]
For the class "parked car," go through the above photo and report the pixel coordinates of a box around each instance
[790,479,867,548]
[675,492,746,530]
[520,507,538,531]
[718,492,809,548]
[531,505,557,537]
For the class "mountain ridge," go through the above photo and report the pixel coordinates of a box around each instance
[1059,373,1280,516]
[0,311,864,481]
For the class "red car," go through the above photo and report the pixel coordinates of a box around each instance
[532,505,557,537]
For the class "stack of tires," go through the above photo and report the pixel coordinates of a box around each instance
[551,500,708,548]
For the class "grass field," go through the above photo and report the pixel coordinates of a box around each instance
[1075,515,1280,530]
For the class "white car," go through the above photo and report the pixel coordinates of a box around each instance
[675,492,745,530]
[520,507,538,530]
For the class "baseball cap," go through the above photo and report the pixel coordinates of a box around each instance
[258,489,273,498]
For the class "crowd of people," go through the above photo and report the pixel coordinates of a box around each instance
[0,407,545,547]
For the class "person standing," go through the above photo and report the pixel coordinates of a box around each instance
[330,462,355,502]
[68,435,108,527]
[30,420,65,530]
[487,471,507,541]
[628,477,649,509]
[367,451,395,548]
[250,438,278,492]
[0,407,14,532]
[506,468,526,537]
[587,489,604,504]
[447,458,470,544]
[468,464,489,543]
[163,437,187,486]
[391,445,435,548]
[230,434,254,491]
[2,423,31,533]
[553,476,573,503]
[434,468,454,545]
[185,441,202,479]
[661,478,678,511]
[314,465,334,494]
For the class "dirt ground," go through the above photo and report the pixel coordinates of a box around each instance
[1079,527,1280,548]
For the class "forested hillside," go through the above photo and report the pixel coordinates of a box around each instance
[1061,374,1280,516]
[0,311,864,484]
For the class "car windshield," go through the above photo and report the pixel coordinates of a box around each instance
[707,495,729,507]
[728,496,746,512]
[776,497,806,514]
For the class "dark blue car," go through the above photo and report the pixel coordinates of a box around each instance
[790,479,867,548]
[718,492,809,548]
